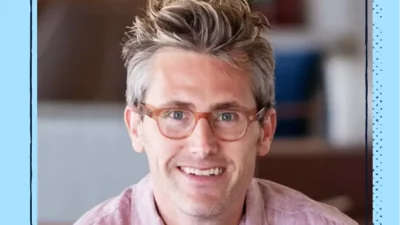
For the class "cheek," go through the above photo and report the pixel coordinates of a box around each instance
[238,149,257,174]
[142,124,182,172]
[142,119,169,150]
[224,142,258,173]
[225,134,259,176]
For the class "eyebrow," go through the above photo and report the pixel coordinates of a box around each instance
[157,100,244,111]
[157,100,194,109]
[210,101,243,110]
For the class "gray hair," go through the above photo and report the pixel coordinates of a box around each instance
[122,0,276,110]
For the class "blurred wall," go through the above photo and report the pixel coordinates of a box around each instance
[38,103,149,222]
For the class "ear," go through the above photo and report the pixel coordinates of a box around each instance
[257,108,277,156]
[124,106,145,153]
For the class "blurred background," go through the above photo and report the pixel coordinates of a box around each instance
[38,0,373,224]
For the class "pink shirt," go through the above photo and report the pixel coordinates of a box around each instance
[74,175,358,225]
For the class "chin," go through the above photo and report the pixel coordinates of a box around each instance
[178,190,229,215]
[177,200,226,218]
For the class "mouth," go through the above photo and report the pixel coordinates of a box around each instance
[178,166,226,177]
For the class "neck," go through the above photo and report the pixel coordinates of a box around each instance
[153,189,246,225]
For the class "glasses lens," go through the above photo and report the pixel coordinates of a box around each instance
[211,111,247,140]
[157,109,248,141]
[158,109,194,138]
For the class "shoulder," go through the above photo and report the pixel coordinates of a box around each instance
[73,175,156,225]
[73,186,135,225]
[254,178,359,225]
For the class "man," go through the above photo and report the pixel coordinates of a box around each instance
[75,0,358,224]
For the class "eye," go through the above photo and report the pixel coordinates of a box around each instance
[170,111,184,120]
[162,110,186,120]
[217,112,237,121]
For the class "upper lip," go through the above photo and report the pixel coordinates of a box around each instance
[178,166,225,170]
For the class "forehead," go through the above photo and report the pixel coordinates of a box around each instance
[144,48,256,109]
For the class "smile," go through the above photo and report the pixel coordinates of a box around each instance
[179,166,225,176]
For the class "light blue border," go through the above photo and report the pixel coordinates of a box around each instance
[0,0,37,224]
[373,0,400,224]
[372,0,383,224]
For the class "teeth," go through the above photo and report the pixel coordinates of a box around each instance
[180,167,223,176]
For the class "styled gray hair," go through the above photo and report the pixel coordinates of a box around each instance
[122,0,276,110]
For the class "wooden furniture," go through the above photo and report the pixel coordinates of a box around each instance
[39,0,145,102]
[255,138,372,223]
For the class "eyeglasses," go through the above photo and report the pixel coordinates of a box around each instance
[134,103,266,141]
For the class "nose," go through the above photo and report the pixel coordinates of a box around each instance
[188,118,218,157]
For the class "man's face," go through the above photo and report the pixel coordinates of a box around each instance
[125,48,276,218]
